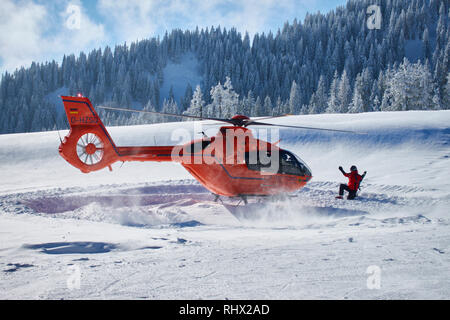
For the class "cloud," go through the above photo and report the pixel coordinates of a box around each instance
[0,0,47,72]
[52,1,107,56]
[97,0,158,43]
[216,0,295,36]
[0,0,106,74]
[97,0,311,43]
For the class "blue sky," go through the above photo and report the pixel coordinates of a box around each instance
[0,0,347,74]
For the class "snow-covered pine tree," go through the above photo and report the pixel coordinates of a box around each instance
[422,27,431,62]
[337,70,351,113]
[161,98,179,122]
[139,100,159,124]
[206,81,224,117]
[253,96,263,116]
[181,83,193,112]
[348,85,364,113]
[309,76,327,114]
[263,96,272,116]
[432,87,442,110]
[326,71,340,113]
[221,77,239,118]
[288,80,302,114]
[444,73,450,109]
[351,70,370,112]
[273,96,283,116]
[183,85,205,118]
[373,95,381,112]
[168,85,175,104]
[241,91,254,116]
[381,59,434,111]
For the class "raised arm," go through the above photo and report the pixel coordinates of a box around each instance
[339,166,350,177]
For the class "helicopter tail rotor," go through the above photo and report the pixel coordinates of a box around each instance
[59,95,119,173]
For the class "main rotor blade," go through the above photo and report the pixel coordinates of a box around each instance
[96,105,233,124]
[247,121,367,134]
[255,114,291,121]
[245,114,290,126]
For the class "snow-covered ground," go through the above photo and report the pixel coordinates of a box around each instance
[0,111,449,299]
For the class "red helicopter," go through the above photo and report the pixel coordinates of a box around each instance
[59,95,355,203]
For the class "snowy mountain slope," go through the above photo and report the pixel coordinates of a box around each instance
[159,53,203,107]
[0,110,449,299]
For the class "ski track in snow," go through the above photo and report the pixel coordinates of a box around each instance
[0,111,449,299]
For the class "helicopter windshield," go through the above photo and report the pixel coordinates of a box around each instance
[244,149,311,176]
[279,150,311,176]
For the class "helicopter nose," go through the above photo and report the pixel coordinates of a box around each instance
[299,167,312,184]
[298,175,311,184]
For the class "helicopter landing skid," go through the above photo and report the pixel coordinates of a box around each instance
[213,193,290,207]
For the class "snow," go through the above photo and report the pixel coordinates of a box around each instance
[0,110,449,299]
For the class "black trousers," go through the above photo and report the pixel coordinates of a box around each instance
[339,184,357,199]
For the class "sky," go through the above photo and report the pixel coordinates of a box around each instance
[0,0,347,75]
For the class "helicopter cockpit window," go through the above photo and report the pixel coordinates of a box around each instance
[279,150,311,176]
[245,150,311,176]
[184,140,212,154]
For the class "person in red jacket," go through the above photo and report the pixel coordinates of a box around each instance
[336,165,366,200]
